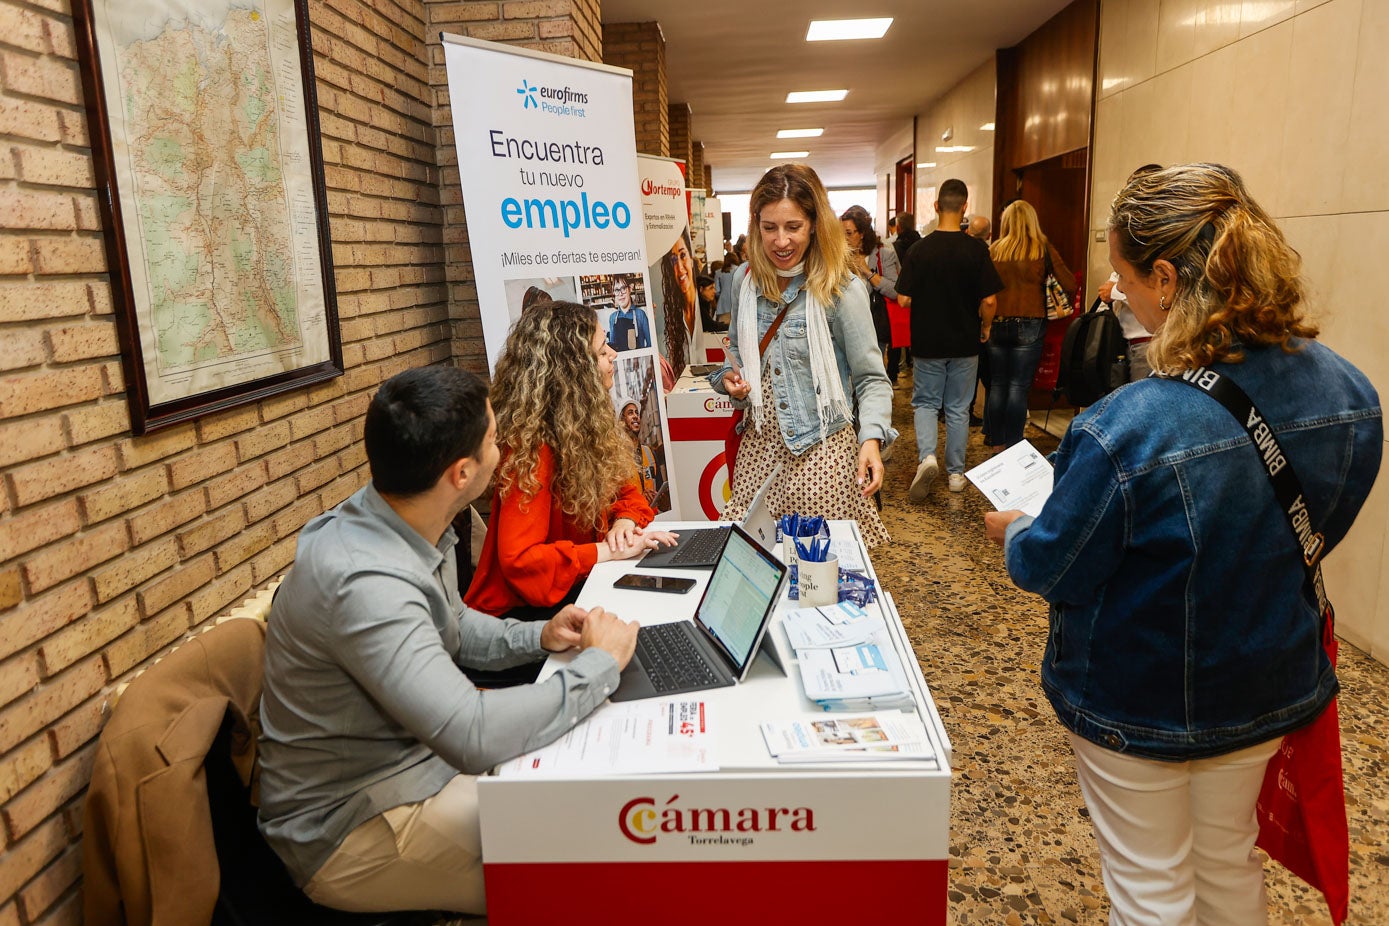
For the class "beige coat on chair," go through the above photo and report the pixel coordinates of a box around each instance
[82,618,266,926]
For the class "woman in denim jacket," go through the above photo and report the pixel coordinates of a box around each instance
[986,164,1381,924]
[709,164,895,546]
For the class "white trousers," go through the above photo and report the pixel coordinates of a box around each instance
[1067,732,1281,926]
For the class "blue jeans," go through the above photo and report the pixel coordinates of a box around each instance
[912,356,977,473]
[985,317,1046,447]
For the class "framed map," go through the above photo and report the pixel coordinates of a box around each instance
[73,0,341,434]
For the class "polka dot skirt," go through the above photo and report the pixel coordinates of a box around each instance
[722,371,890,548]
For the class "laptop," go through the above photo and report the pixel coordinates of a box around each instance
[610,524,788,702]
[636,464,780,569]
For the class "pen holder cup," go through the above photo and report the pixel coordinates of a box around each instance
[798,554,839,608]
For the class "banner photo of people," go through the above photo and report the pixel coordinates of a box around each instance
[637,154,703,382]
[443,35,674,516]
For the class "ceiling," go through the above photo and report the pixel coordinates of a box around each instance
[601,0,1075,192]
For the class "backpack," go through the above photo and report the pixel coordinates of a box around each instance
[1055,297,1129,406]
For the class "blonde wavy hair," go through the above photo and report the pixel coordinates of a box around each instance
[990,200,1047,263]
[1109,163,1316,373]
[745,164,853,306]
[490,300,635,529]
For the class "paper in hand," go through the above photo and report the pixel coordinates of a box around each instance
[964,439,1053,517]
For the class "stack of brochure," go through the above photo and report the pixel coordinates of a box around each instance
[783,601,915,711]
[760,713,933,763]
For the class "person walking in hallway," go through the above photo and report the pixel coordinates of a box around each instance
[896,179,1003,499]
[985,200,1076,452]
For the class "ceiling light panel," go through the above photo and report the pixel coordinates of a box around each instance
[770,151,810,159]
[806,18,893,41]
[777,128,824,138]
[786,90,849,104]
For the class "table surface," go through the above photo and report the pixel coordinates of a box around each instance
[535,520,953,776]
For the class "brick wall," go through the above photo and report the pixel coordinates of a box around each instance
[668,102,692,181]
[0,1,449,918]
[0,0,603,919]
[689,140,705,193]
[427,0,603,370]
[602,21,666,157]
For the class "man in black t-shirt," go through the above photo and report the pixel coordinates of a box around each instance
[896,180,1003,502]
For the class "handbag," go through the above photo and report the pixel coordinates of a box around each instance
[1162,367,1349,925]
[1042,245,1073,320]
[868,290,892,346]
[875,251,911,348]
[723,300,793,483]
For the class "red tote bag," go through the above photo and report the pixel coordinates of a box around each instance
[1254,614,1349,924]
[887,300,910,349]
[876,252,911,348]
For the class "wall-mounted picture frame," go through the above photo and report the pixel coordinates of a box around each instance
[72,0,342,434]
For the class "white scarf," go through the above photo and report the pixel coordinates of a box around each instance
[737,265,853,440]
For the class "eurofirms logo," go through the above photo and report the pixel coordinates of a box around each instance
[618,794,816,846]
[517,78,589,118]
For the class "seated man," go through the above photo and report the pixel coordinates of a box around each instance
[257,366,637,915]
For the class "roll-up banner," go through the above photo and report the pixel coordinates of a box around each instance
[638,154,702,376]
[689,188,707,266]
[442,35,675,517]
[703,196,723,260]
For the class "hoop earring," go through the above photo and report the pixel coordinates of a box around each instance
[1159,295,1170,312]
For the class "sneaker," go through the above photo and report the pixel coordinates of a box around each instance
[909,455,938,503]
[880,442,894,463]
[948,473,967,493]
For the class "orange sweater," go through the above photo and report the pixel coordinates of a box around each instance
[466,444,654,614]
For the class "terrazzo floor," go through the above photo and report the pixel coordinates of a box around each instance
[873,378,1389,924]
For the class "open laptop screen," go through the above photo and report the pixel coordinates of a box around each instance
[696,526,785,673]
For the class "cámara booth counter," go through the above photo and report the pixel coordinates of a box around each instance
[477,521,953,925]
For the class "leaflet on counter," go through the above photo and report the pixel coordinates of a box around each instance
[760,712,931,763]
[781,600,884,649]
[796,631,911,703]
[964,439,1052,517]
[495,699,716,778]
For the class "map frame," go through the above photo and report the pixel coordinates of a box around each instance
[72,0,342,435]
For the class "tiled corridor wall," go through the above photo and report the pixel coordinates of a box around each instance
[1090,0,1389,661]
[913,59,997,232]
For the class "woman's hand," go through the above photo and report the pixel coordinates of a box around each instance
[600,522,679,562]
[856,439,885,498]
[605,518,640,554]
[722,369,752,401]
[984,510,1026,546]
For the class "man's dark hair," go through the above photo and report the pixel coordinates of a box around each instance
[896,212,915,232]
[938,180,968,214]
[365,366,489,497]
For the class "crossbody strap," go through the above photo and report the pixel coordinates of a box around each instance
[759,301,792,356]
[1160,368,1332,622]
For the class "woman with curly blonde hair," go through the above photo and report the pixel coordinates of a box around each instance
[986,163,1381,923]
[467,301,676,620]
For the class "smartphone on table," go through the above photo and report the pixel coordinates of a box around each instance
[614,573,696,594]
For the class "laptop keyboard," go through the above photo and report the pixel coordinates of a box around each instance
[666,529,728,566]
[637,623,719,692]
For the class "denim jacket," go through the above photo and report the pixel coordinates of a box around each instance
[1003,341,1381,760]
[708,266,897,454]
